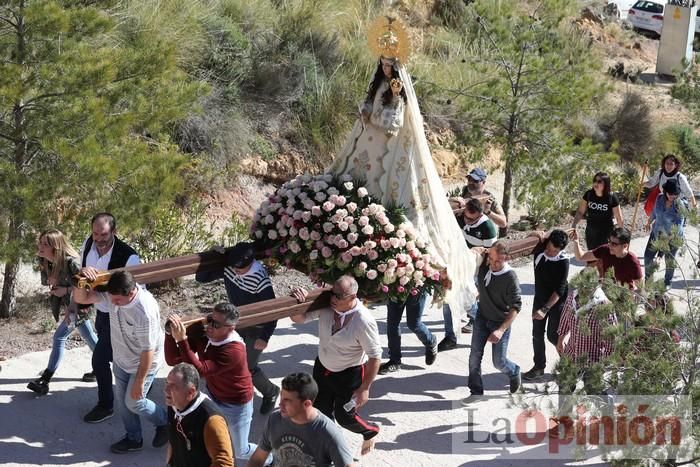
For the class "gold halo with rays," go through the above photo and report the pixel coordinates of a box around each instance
[367,16,411,64]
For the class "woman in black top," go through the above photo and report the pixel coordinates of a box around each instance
[572,172,624,250]
[522,229,570,381]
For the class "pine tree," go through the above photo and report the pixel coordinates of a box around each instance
[0,0,205,317]
[453,0,610,222]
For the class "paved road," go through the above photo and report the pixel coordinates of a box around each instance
[1,229,696,466]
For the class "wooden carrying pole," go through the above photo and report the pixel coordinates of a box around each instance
[74,232,555,325]
[629,162,648,232]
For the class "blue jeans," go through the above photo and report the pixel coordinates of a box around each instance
[210,393,256,460]
[113,364,167,442]
[443,302,478,340]
[47,317,98,373]
[644,233,680,287]
[468,312,520,395]
[442,304,456,340]
[386,292,436,362]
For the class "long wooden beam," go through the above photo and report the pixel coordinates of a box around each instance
[76,233,547,291]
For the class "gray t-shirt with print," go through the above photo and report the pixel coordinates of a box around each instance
[259,410,354,467]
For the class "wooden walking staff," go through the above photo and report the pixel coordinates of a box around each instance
[629,161,648,232]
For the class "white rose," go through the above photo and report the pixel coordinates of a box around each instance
[357,187,368,197]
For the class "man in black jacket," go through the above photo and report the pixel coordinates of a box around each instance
[80,212,140,424]
[195,242,280,414]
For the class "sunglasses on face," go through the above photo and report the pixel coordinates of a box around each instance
[206,315,229,329]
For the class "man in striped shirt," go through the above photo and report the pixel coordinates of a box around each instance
[462,198,498,248]
[195,242,280,415]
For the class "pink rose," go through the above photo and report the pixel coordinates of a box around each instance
[346,202,357,213]
[410,288,418,296]
[377,263,387,273]
[380,239,391,250]
[367,250,379,261]
[311,206,322,216]
[338,221,349,231]
[361,225,374,235]
[432,273,440,280]
[323,222,334,233]
[336,196,346,206]
[397,286,405,293]
[381,285,389,293]
[322,201,335,212]
[358,262,368,271]
[310,231,321,241]
[350,246,362,256]
[321,247,332,258]
[347,232,359,243]
[293,210,303,220]
[338,239,349,249]
[387,259,398,269]
[341,252,353,263]
[358,216,369,227]
[384,224,395,233]
[399,276,410,286]
[268,230,278,240]
[366,269,378,280]
[302,212,312,223]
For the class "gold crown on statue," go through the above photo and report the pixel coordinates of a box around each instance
[367,16,411,64]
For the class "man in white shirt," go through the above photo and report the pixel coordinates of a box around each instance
[291,276,381,455]
[74,270,168,453]
[80,213,141,424]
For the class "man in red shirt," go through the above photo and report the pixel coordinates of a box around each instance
[572,227,642,289]
[165,303,256,463]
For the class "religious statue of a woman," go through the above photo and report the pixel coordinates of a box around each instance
[327,16,476,337]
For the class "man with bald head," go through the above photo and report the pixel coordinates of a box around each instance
[291,275,382,455]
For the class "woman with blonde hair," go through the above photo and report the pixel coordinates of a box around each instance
[27,229,98,395]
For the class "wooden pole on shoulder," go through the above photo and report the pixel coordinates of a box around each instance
[629,161,648,232]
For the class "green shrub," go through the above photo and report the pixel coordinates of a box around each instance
[655,125,700,178]
[432,0,472,29]
[611,163,642,205]
[128,201,215,263]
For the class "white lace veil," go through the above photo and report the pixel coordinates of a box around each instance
[388,64,477,326]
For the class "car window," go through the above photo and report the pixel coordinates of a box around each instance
[632,1,663,13]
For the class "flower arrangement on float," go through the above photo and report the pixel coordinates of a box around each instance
[251,173,445,303]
